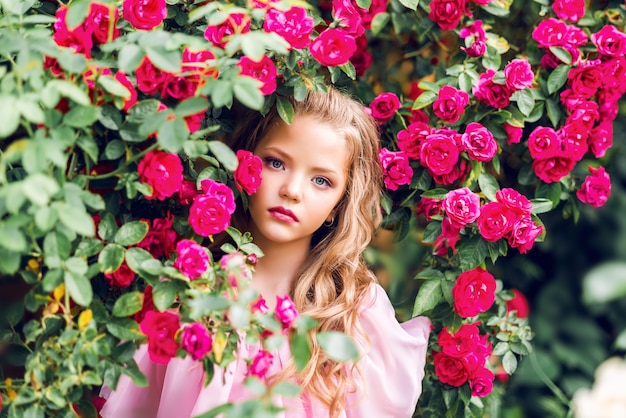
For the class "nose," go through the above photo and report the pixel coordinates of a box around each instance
[280,174,303,202]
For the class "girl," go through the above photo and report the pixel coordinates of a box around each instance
[100,87,430,417]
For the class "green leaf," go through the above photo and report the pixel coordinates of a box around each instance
[66,0,90,29]
[107,318,145,341]
[413,279,443,315]
[547,64,570,94]
[546,98,561,128]
[412,91,437,110]
[530,198,553,214]
[276,96,294,125]
[0,224,27,252]
[98,212,118,241]
[398,0,419,10]
[157,117,189,154]
[48,80,91,106]
[370,12,390,36]
[291,333,311,372]
[118,43,144,73]
[458,236,488,271]
[582,261,626,304]
[0,94,21,138]
[104,140,125,160]
[125,247,156,277]
[548,46,572,65]
[421,188,449,199]
[513,88,534,117]
[145,46,182,73]
[64,105,100,128]
[98,76,131,99]
[316,331,359,362]
[114,221,149,246]
[0,248,20,274]
[421,221,442,243]
[98,243,125,274]
[233,77,265,110]
[502,350,518,374]
[75,238,104,258]
[478,173,500,202]
[152,281,179,311]
[208,141,238,171]
[55,202,95,236]
[175,97,209,118]
[356,0,371,9]
[535,182,561,209]
[112,291,144,317]
[64,270,93,306]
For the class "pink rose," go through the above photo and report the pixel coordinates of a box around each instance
[504,122,523,145]
[452,266,496,317]
[434,218,462,255]
[532,156,576,183]
[477,201,516,242]
[140,311,180,364]
[138,151,183,201]
[559,123,589,161]
[504,59,534,90]
[355,0,388,29]
[379,148,413,190]
[470,367,495,397]
[433,352,471,387]
[432,86,469,124]
[53,6,93,57]
[577,166,611,208]
[104,261,136,289]
[443,187,481,228]
[420,130,461,177]
[506,289,529,318]
[220,251,250,287]
[181,323,212,361]
[461,122,497,162]
[567,61,602,98]
[189,196,232,237]
[416,197,444,221]
[161,74,201,100]
[234,150,263,195]
[397,122,431,160]
[204,13,251,49]
[310,28,357,67]
[600,57,626,91]
[184,110,206,134]
[114,71,137,112]
[137,213,178,259]
[592,25,626,57]
[438,324,482,357]
[252,296,269,314]
[177,180,200,206]
[473,69,513,109]
[123,0,167,31]
[532,18,568,48]
[132,285,155,324]
[182,47,219,78]
[566,101,599,131]
[350,35,373,77]
[552,0,585,22]
[461,39,486,58]
[560,89,587,113]
[589,122,613,158]
[332,0,365,37]
[496,188,532,215]
[87,3,121,45]
[200,179,236,214]
[238,55,277,95]
[429,0,466,31]
[135,56,170,95]
[174,239,210,280]
[507,214,543,254]
[527,126,561,159]
[248,350,274,378]
[460,19,486,42]
[275,295,299,330]
[566,25,588,47]
[369,92,402,123]
[263,7,313,50]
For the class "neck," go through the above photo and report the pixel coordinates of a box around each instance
[249,235,311,309]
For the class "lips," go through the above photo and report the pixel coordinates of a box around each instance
[268,206,298,223]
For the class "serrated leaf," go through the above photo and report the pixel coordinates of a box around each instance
[548,46,572,65]
[530,198,553,214]
[276,96,294,125]
[547,65,570,94]
[64,270,93,306]
[114,221,149,246]
[413,279,443,315]
[98,243,125,274]
[112,292,144,317]
[412,91,437,110]
[502,350,518,374]
[478,173,500,201]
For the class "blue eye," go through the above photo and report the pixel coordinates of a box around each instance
[313,177,331,187]
[265,157,283,169]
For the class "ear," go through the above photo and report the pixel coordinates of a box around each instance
[326,210,336,223]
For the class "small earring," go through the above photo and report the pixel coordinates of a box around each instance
[324,217,335,227]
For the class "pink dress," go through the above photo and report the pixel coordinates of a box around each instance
[100,284,430,418]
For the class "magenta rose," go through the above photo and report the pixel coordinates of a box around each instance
[432,86,469,124]
[438,324,482,357]
[264,6,313,50]
[433,352,471,387]
[189,195,232,237]
[238,55,277,95]
[114,71,137,112]
[566,101,599,131]
[452,267,496,317]
[248,350,274,379]
[181,323,212,361]
[200,179,236,214]
[104,261,136,289]
[140,311,180,364]
[532,18,568,48]
[552,0,585,22]
[592,25,626,57]
[355,0,388,29]
[310,28,356,67]
[177,180,200,206]
[350,35,373,77]
[252,296,269,314]
[477,201,516,242]
[560,89,587,113]
[275,295,299,331]
[433,218,462,256]
[332,0,365,37]
[429,0,466,31]
[473,69,513,109]
[87,3,121,45]
[527,126,561,159]
[504,59,534,91]
[379,148,413,191]
[138,151,183,201]
[174,239,210,280]
[132,285,154,324]
[135,56,170,95]
[567,62,602,98]
[577,166,611,208]
[420,130,461,177]
[53,6,93,57]
[532,156,576,183]
[137,213,178,259]
[234,150,263,195]
[369,92,402,123]
[589,122,613,158]
[507,214,543,254]
[559,123,589,161]
[416,197,445,221]
[504,122,523,145]
[496,188,532,215]
[204,13,251,49]
[432,159,470,187]
[123,0,167,31]
[443,187,481,228]
[397,122,431,160]
[461,122,497,162]
[470,367,495,397]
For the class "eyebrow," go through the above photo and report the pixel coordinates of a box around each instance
[261,146,340,176]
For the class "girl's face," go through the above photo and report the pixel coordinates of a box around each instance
[247,114,349,250]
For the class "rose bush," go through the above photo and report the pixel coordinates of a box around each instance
[0,0,624,417]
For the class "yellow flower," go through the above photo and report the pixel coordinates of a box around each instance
[78,309,93,331]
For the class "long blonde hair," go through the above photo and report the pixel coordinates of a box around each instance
[228,86,383,414]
